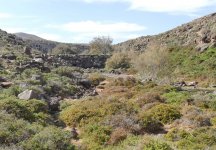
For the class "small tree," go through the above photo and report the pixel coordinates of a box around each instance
[89,36,113,55]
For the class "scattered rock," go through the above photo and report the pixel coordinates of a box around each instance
[172,81,187,87]
[187,81,198,86]
[196,43,209,52]
[18,90,38,100]
[31,74,43,83]
[0,82,13,88]
[33,57,43,63]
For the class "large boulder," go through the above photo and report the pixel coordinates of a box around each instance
[18,90,38,100]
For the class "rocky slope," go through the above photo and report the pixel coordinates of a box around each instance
[115,12,216,52]
[14,32,90,54]
[15,32,45,41]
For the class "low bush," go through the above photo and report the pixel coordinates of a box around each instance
[107,128,127,145]
[88,73,105,86]
[136,92,165,107]
[165,127,216,150]
[0,98,50,124]
[142,139,172,150]
[145,104,181,124]
[106,51,131,70]
[163,91,190,104]
[84,124,112,145]
[0,98,34,121]
[139,113,163,133]
[22,126,74,150]
[112,77,138,87]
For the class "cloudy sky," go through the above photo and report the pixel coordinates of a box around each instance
[0,0,216,43]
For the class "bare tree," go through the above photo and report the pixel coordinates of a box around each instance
[89,36,113,55]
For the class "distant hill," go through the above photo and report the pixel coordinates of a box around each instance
[14,32,90,54]
[14,32,45,41]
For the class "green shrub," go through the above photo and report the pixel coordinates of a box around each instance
[60,100,101,126]
[165,128,216,150]
[88,73,106,86]
[22,126,74,150]
[112,77,138,87]
[53,66,83,78]
[165,128,190,142]
[148,104,181,124]
[211,117,216,126]
[143,140,172,150]
[43,73,77,97]
[0,112,43,145]
[106,52,131,70]
[60,98,136,127]
[140,104,181,125]
[107,128,127,145]
[163,91,190,104]
[1,85,21,97]
[0,111,31,145]
[0,99,34,121]
[139,113,163,133]
[84,124,112,145]
[0,98,50,124]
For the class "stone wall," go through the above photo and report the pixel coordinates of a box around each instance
[16,54,110,70]
[48,54,110,68]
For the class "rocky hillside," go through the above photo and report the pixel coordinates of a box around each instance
[14,32,90,54]
[15,32,45,41]
[116,13,216,52]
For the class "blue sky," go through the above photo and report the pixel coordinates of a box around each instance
[0,0,216,43]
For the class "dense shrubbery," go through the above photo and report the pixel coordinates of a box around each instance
[0,111,74,149]
[142,139,172,150]
[0,97,49,123]
[140,104,181,124]
[88,73,105,86]
[22,126,74,150]
[163,90,190,104]
[165,128,216,149]
[106,51,131,70]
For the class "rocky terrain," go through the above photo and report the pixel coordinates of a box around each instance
[0,12,215,150]
[15,32,45,41]
[115,13,216,52]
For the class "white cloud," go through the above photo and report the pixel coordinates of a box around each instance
[46,20,146,43]
[129,0,216,13]
[62,32,142,43]
[76,0,216,14]
[53,21,146,33]
[36,33,61,41]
